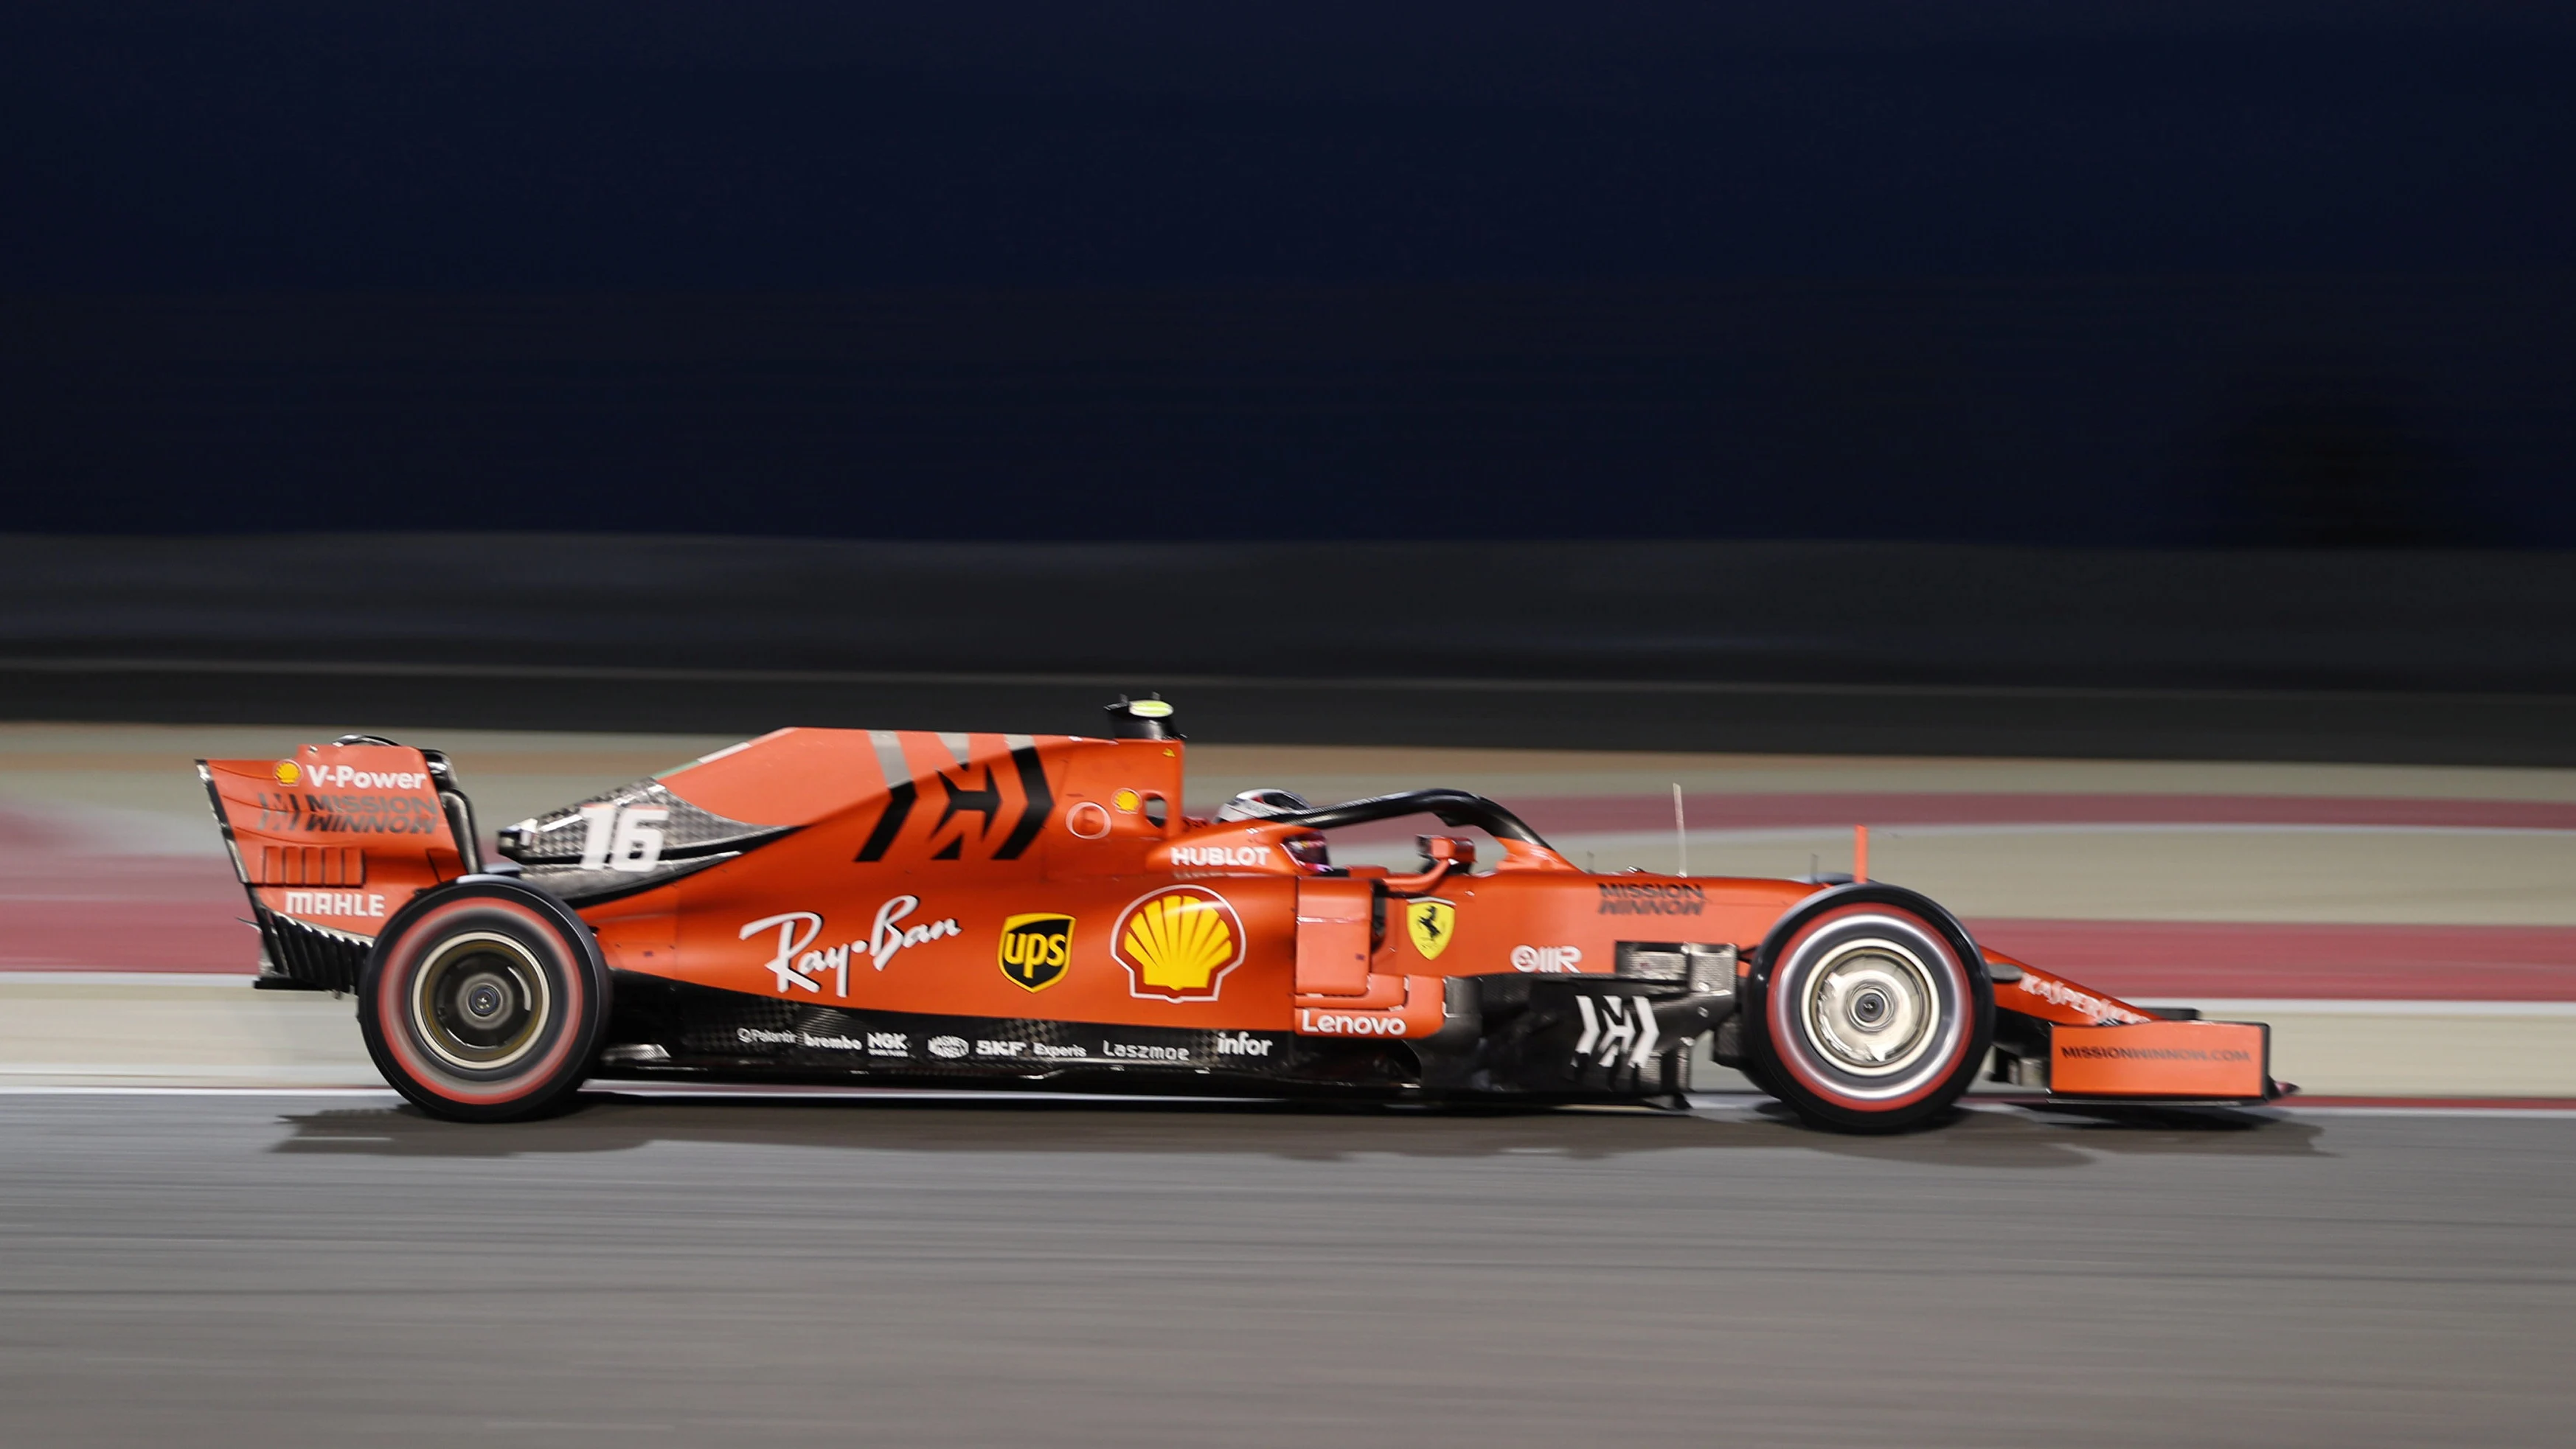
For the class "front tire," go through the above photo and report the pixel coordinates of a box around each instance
[359,879,610,1122]
[1751,900,1991,1133]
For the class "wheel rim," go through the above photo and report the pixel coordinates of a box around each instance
[409,931,552,1072]
[1796,936,1942,1077]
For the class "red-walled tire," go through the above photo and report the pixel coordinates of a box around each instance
[358,879,610,1122]
[1751,900,1992,1133]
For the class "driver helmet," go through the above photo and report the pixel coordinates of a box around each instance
[1215,788,1311,821]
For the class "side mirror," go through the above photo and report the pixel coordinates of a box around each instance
[1416,834,1476,872]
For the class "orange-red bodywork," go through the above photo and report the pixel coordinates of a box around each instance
[2049,1021,2272,1099]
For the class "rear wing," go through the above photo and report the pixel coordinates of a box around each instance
[197,737,482,991]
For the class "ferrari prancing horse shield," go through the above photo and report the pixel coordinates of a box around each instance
[1406,898,1455,961]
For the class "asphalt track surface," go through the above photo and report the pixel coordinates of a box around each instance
[4,1093,2572,1447]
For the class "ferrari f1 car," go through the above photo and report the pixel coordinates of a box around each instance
[198,698,2286,1130]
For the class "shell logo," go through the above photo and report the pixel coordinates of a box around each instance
[273,760,302,785]
[1112,886,1245,1002]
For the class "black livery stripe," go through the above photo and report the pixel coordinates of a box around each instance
[937,766,1002,835]
[854,778,917,863]
[995,745,1052,860]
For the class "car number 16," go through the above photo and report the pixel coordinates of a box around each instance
[577,803,670,872]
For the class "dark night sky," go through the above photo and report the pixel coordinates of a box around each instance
[4,2,2572,542]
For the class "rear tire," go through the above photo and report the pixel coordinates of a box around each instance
[358,879,610,1122]
[1732,1036,1791,1099]
[1750,900,1991,1133]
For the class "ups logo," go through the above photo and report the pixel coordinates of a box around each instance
[998,913,1075,992]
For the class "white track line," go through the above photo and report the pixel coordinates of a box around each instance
[0,1086,2569,1119]
[2275,1105,2576,1119]
[0,971,265,987]
[0,1085,395,1097]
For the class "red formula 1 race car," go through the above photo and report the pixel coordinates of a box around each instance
[198,699,2288,1130]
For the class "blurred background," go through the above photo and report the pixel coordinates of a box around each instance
[5,4,2575,1446]
[5,1,2573,549]
[7,1,2575,753]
